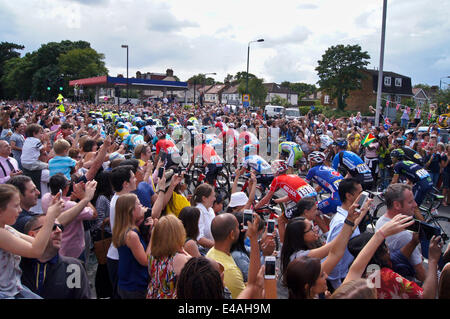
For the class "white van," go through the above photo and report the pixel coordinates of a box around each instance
[265,105,285,118]
[285,107,301,120]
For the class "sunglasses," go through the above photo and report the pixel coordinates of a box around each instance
[304,225,319,234]
[32,223,64,232]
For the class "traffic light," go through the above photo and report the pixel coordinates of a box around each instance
[57,77,63,91]
[46,79,51,91]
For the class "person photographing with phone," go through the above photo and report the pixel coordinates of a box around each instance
[325,178,372,293]
[375,183,435,284]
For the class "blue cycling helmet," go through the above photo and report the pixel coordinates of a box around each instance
[130,126,139,134]
[244,144,257,153]
[334,138,348,149]
[117,122,125,129]
[136,120,146,128]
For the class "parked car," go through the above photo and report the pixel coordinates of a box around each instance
[265,105,285,118]
[285,107,301,120]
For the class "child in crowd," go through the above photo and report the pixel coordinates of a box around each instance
[49,139,77,180]
[21,124,49,173]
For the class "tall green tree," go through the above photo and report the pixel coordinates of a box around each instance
[1,40,107,100]
[0,42,25,98]
[316,44,370,110]
[187,74,216,85]
[1,54,34,99]
[281,81,317,100]
[238,77,267,107]
[58,48,107,79]
[234,71,256,82]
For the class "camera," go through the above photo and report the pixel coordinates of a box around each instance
[243,209,253,230]
[264,256,276,279]
[406,220,441,241]
[158,167,164,179]
[267,220,275,235]
[355,191,369,213]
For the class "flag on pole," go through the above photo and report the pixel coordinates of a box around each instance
[385,117,391,127]
[57,104,65,113]
[361,133,376,146]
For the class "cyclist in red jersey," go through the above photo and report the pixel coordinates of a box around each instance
[155,130,180,168]
[254,160,317,243]
[187,135,224,185]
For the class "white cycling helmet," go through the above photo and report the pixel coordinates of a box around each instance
[308,151,326,164]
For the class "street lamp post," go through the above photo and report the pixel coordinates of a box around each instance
[121,45,129,103]
[246,39,264,94]
[375,0,387,127]
[440,76,450,90]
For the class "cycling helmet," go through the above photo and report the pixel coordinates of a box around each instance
[241,125,248,131]
[146,119,155,126]
[316,128,323,135]
[272,160,288,175]
[390,148,405,160]
[117,122,125,129]
[156,129,166,139]
[308,151,326,164]
[394,137,405,146]
[334,138,348,149]
[130,126,139,134]
[243,144,257,153]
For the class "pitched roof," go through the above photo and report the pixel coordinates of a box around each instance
[263,83,290,94]
[222,84,239,94]
[365,69,413,95]
[206,84,227,94]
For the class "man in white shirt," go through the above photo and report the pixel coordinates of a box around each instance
[106,165,137,299]
[375,183,426,282]
[0,140,21,184]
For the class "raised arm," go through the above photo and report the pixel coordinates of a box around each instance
[244,171,257,210]
[57,180,97,227]
[0,196,64,259]
[85,135,111,181]
[151,175,166,219]
[343,214,414,284]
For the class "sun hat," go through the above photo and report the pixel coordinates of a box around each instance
[228,192,248,208]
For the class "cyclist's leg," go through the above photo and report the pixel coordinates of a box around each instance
[317,194,341,215]
[413,183,428,221]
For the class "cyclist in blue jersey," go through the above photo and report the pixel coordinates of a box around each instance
[123,126,145,151]
[305,151,343,215]
[332,138,373,190]
[390,149,433,210]
[240,144,274,190]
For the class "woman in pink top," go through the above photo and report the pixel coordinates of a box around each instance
[42,174,97,261]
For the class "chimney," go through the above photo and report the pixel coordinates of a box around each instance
[166,69,174,77]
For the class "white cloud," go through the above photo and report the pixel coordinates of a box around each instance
[0,0,448,86]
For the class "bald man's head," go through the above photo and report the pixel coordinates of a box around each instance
[210,213,239,242]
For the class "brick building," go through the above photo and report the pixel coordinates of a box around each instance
[321,69,414,112]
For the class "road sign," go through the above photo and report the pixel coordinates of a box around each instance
[243,94,250,107]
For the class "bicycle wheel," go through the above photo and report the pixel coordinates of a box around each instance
[191,168,202,189]
[216,171,231,204]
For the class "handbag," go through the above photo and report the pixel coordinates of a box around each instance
[93,221,112,265]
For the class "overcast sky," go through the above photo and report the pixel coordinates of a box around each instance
[1,0,449,87]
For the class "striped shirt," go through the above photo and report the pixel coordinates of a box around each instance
[49,156,76,180]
